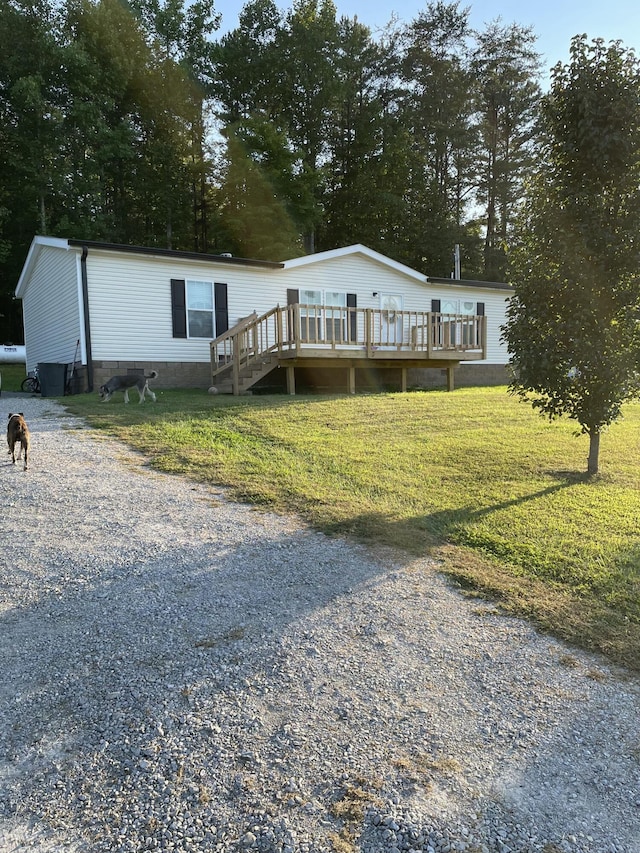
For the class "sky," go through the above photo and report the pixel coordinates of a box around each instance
[212,0,640,83]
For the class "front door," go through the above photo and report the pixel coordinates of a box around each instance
[380,293,403,345]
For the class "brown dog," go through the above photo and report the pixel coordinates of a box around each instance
[7,412,30,470]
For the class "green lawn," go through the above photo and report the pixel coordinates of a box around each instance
[0,363,27,392]
[62,385,640,671]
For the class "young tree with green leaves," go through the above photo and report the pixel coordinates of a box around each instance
[503,36,640,475]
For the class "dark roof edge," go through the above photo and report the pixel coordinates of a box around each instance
[67,239,284,269]
[427,276,513,291]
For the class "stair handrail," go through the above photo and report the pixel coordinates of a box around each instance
[211,305,487,388]
[210,307,284,385]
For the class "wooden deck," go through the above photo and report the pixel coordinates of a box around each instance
[210,304,487,395]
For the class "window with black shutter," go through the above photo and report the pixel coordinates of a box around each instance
[171,279,228,338]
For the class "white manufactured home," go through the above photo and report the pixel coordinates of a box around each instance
[15,236,513,395]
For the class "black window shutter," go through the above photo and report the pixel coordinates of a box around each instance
[476,302,485,316]
[285,289,299,342]
[171,279,187,338]
[214,282,228,336]
[431,299,441,313]
[347,293,357,341]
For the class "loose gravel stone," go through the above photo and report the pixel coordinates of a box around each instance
[1,395,639,852]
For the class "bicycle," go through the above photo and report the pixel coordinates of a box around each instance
[21,368,41,394]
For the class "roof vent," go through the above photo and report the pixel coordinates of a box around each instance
[220,252,233,258]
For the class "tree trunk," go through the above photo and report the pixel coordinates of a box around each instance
[587,430,600,476]
[39,192,47,234]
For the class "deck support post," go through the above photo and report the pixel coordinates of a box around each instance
[446,365,455,392]
[232,335,240,395]
[286,366,296,395]
[348,365,356,395]
[401,368,407,393]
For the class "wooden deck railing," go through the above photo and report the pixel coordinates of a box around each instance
[211,305,486,385]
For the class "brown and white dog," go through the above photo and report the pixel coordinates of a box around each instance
[7,412,30,470]
[99,370,158,404]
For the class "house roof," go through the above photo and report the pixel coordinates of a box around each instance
[427,276,514,292]
[15,236,284,297]
[66,239,284,269]
[16,236,512,299]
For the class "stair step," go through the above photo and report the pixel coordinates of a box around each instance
[212,356,278,394]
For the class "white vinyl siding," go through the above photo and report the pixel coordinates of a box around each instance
[475,292,510,363]
[281,255,510,364]
[18,240,511,371]
[430,291,509,363]
[20,245,82,371]
[85,251,282,362]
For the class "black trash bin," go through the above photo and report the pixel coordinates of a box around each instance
[38,362,67,397]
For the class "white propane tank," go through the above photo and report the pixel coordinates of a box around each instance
[0,344,26,363]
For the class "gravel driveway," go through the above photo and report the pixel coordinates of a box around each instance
[1,396,639,853]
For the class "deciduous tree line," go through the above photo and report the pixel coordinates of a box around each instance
[0,0,543,340]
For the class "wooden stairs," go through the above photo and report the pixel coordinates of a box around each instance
[212,352,280,394]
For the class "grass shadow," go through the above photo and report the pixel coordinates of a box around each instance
[324,480,579,552]
[322,482,640,672]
